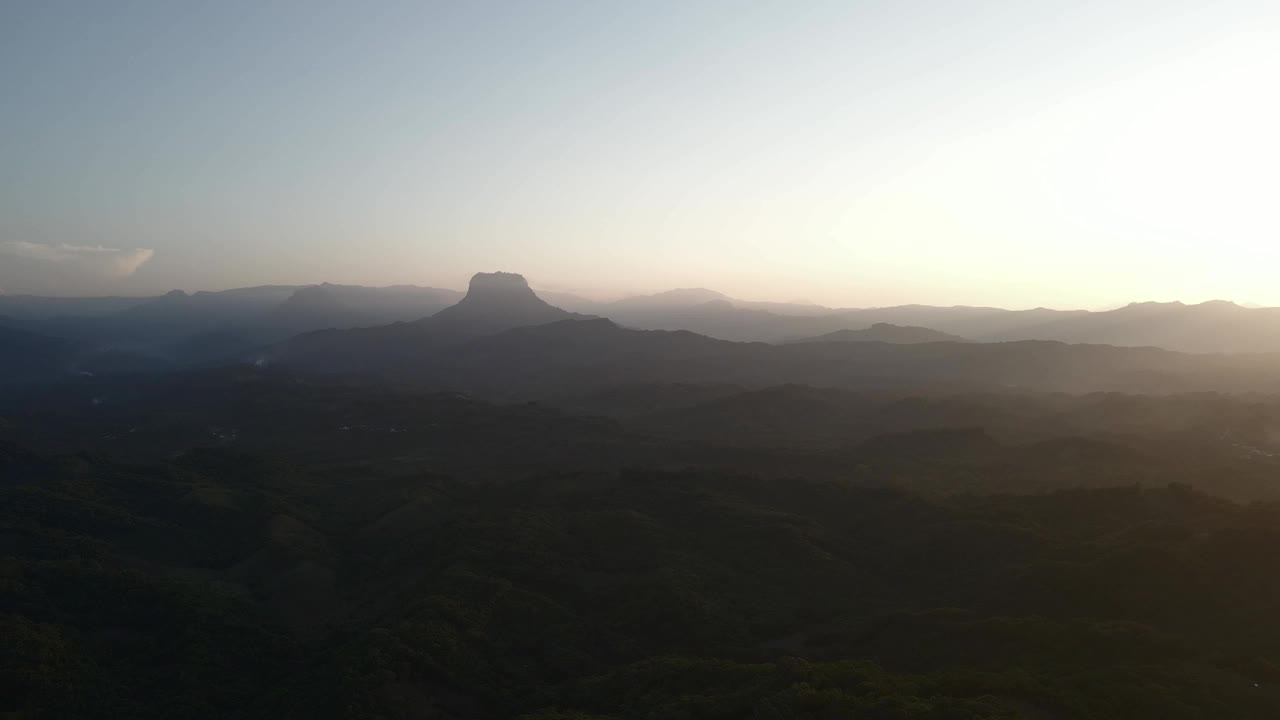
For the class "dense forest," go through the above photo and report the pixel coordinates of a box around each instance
[7,368,1280,719]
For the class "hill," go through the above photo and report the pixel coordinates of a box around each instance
[572,298,1084,343]
[10,424,1280,717]
[120,285,299,319]
[270,272,593,373]
[786,322,967,344]
[994,299,1280,353]
[0,283,476,372]
[0,294,148,319]
[13,283,1280,354]
[8,363,1280,716]
[430,271,585,332]
[0,325,80,384]
[273,312,1280,399]
[269,283,462,331]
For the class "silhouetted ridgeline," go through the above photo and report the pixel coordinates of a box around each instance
[8,274,1280,375]
[256,273,1280,398]
[784,322,969,344]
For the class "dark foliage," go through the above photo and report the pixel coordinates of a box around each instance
[8,391,1280,718]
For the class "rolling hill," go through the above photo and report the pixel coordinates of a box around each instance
[785,323,967,344]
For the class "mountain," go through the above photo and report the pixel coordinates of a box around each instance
[612,287,733,308]
[597,296,1280,352]
[4,284,470,369]
[588,296,1083,343]
[13,281,1280,360]
[993,300,1280,353]
[41,285,306,348]
[604,299,812,342]
[275,314,1280,400]
[828,305,1086,339]
[556,288,842,341]
[529,289,607,314]
[609,287,831,316]
[0,294,148,319]
[733,298,833,315]
[270,283,462,330]
[22,282,1280,355]
[0,325,80,384]
[120,285,300,323]
[9,365,1280,499]
[269,272,592,373]
[604,289,839,339]
[429,271,583,333]
[786,323,967,344]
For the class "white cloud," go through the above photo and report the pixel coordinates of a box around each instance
[0,241,155,278]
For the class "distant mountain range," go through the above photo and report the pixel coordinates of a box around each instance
[785,323,967,345]
[270,283,462,332]
[527,290,1280,354]
[268,272,592,374]
[383,316,1280,399]
[507,289,1280,354]
[263,273,1280,399]
[985,300,1280,353]
[0,282,463,370]
[5,273,1280,390]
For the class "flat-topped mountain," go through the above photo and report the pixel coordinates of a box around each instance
[429,271,581,333]
[10,274,1280,363]
[248,272,1280,397]
[269,272,594,372]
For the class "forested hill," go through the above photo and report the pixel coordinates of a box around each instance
[273,315,1280,398]
[9,369,1280,717]
[8,440,1280,718]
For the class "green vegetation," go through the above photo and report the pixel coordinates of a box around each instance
[8,369,1280,718]
[8,418,1280,718]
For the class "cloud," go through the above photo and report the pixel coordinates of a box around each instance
[0,241,155,278]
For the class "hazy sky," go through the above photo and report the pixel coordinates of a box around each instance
[2,1,1278,308]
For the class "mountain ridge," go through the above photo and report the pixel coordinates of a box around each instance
[786,323,968,345]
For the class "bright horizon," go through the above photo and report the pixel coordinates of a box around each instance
[3,1,1278,309]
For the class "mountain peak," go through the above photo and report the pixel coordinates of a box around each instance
[465,272,537,299]
[428,271,579,334]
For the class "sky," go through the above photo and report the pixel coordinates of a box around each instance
[2,0,1278,309]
